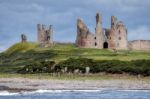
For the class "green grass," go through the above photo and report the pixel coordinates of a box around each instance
[5,42,38,55]
[0,42,150,73]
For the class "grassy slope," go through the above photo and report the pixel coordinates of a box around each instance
[34,43,150,61]
[0,42,150,73]
[5,42,38,55]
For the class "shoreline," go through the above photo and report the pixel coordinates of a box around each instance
[0,76,150,92]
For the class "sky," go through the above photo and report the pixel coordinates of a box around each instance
[0,0,150,52]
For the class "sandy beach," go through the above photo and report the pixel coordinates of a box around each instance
[0,77,150,92]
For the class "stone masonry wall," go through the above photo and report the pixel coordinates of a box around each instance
[129,40,150,50]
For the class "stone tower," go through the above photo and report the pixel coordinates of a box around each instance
[37,24,53,47]
[21,34,27,43]
[108,16,128,50]
[108,16,118,49]
[111,16,117,29]
[95,13,104,48]
[115,21,128,49]
[76,18,91,48]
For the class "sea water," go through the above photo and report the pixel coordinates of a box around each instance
[0,89,150,99]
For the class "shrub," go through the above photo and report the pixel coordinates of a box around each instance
[54,58,96,73]
[18,61,55,73]
[18,58,150,76]
[54,58,150,76]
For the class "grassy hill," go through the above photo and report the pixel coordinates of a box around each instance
[0,42,150,73]
[5,42,38,55]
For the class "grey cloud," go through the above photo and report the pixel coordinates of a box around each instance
[128,26,150,41]
[0,0,150,52]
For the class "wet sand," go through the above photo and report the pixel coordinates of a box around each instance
[0,77,150,92]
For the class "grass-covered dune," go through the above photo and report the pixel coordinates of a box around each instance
[0,42,150,74]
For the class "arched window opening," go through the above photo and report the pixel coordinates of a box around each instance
[95,42,97,46]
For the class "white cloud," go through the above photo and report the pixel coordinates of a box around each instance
[128,26,150,41]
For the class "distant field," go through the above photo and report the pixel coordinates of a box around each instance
[0,42,150,73]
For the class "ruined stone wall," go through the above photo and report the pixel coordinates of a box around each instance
[76,19,95,48]
[107,29,117,49]
[76,13,150,50]
[76,13,106,49]
[129,40,150,50]
[107,16,128,50]
[37,24,53,47]
[21,34,27,43]
[85,33,95,48]
[107,16,118,49]
[115,21,128,50]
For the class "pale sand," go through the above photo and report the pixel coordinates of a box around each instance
[0,78,150,92]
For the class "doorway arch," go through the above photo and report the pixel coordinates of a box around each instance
[103,42,108,49]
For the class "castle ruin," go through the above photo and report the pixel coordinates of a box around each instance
[19,13,149,51]
[21,34,27,43]
[76,13,128,50]
[37,24,53,47]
